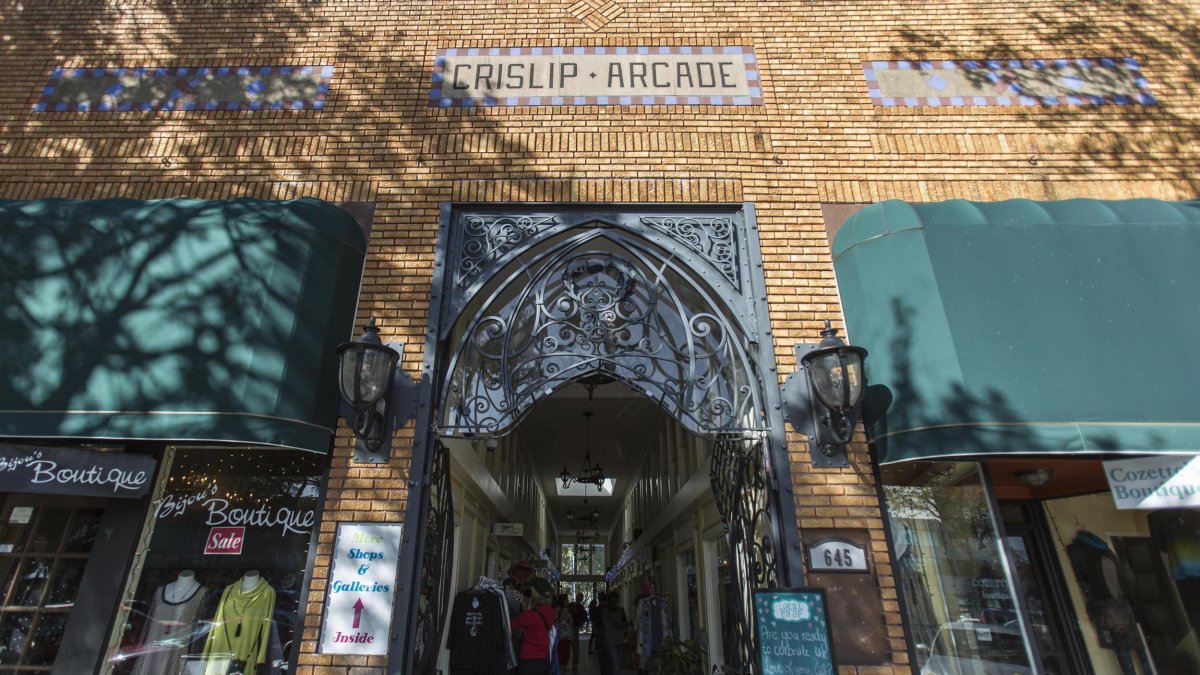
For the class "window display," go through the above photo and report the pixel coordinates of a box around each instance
[0,501,102,670]
[107,448,324,675]
[881,462,1035,674]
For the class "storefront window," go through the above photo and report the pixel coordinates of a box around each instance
[881,461,1034,674]
[106,448,324,675]
[0,501,102,670]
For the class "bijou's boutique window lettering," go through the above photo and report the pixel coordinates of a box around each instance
[106,449,324,675]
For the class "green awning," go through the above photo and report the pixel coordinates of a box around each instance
[0,197,366,453]
[833,198,1200,464]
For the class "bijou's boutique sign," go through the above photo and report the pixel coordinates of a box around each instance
[0,444,155,498]
[1104,454,1200,510]
[430,46,762,107]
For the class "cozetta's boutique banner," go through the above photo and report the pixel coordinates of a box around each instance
[0,444,155,497]
[1104,454,1200,510]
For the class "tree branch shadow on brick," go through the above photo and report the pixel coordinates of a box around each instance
[884,0,1200,196]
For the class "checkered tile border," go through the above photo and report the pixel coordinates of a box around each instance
[863,57,1155,107]
[430,46,763,107]
[34,65,334,112]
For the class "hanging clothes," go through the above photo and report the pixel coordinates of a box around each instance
[635,595,672,670]
[1065,529,1144,673]
[201,577,276,675]
[132,582,210,675]
[447,577,517,675]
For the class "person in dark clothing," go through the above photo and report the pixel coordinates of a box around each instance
[567,593,587,668]
[503,577,527,618]
[599,592,627,675]
[588,595,604,656]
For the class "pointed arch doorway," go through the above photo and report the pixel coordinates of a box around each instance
[390,205,801,675]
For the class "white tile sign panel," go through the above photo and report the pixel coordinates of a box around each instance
[319,522,404,655]
[1104,454,1200,510]
[431,46,762,107]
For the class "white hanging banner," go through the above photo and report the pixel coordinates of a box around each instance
[319,522,404,655]
[1104,454,1200,510]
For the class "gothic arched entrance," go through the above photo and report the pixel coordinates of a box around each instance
[392,205,800,675]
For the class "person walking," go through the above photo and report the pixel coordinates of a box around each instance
[510,578,557,675]
[600,592,628,675]
[553,593,575,670]
[587,596,600,655]
[567,593,587,669]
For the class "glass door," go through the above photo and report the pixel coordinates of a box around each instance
[0,496,102,671]
[1001,502,1092,675]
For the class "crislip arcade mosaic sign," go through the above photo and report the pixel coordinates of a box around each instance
[430,46,762,107]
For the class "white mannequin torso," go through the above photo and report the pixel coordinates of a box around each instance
[241,570,260,593]
[166,570,200,603]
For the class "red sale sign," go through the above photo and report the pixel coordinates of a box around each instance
[204,526,245,555]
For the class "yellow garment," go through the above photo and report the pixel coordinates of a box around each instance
[202,577,276,675]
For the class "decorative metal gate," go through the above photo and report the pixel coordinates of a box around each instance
[711,436,779,673]
[410,445,454,674]
[438,214,767,438]
[395,205,802,675]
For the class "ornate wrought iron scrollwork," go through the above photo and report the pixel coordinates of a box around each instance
[639,216,740,290]
[456,215,558,288]
[441,234,765,438]
[411,445,455,675]
[710,437,779,674]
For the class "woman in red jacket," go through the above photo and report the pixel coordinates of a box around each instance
[511,577,557,674]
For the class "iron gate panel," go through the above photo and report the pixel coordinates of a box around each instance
[711,436,779,673]
[411,445,454,674]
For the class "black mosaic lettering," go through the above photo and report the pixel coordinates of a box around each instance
[453,64,471,90]
[505,63,525,89]
[652,62,670,88]
[719,61,735,88]
[676,62,695,88]
[560,62,578,88]
[608,62,624,88]
[629,62,648,88]
[474,64,494,91]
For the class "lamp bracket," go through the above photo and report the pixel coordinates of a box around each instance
[782,343,851,468]
[340,341,421,464]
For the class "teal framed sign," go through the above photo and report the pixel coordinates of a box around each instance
[753,588,835,675]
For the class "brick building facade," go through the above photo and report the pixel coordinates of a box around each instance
[1,1,1198,674]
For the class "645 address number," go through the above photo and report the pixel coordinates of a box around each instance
[806,539,868,572]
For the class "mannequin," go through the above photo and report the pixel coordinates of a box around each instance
[132,571,209,675]
[241,570,261,593]
[202,571,276,675]
[167,570,201,603]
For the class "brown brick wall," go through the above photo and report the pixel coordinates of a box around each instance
[2,1,1197,672]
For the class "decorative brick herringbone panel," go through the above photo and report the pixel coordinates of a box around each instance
[566,0,625,30]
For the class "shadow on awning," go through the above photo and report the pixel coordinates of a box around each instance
[833,198,1200,464]
[0,197,366,453]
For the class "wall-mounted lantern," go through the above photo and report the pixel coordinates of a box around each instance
[336,317,419,463]
[782,321,868,468]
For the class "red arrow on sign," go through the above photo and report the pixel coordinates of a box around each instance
[353,598,365,628]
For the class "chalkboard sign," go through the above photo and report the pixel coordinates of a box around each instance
[754,588,835,675]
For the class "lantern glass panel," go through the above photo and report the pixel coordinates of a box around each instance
[338,348,362,404]
[357,348,396,404]
[809,350,863,409]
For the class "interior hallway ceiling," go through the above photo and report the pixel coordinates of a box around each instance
[516,379,667,543]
